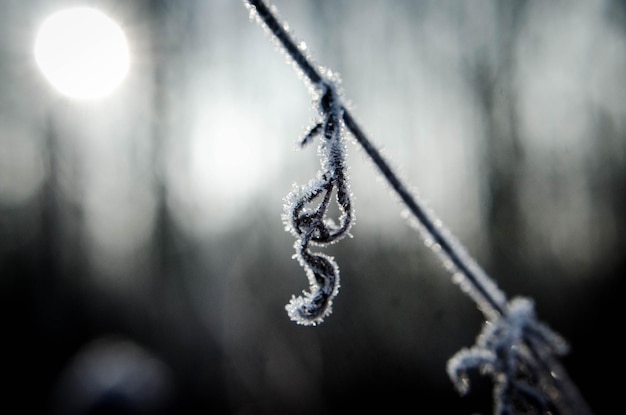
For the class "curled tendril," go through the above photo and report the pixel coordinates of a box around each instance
[283,77,354,326]
[447,297,570,415]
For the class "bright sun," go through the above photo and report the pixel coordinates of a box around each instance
[34,7,130,100]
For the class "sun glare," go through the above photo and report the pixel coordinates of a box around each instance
[34,7,130,100]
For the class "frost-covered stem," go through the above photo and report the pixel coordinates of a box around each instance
[246,1,593,413]
[247,0,322,85]
[247,0,507,319]
[525,329,594,415]
[343,112,507,318]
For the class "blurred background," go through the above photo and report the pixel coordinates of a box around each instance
[1,0,624,413]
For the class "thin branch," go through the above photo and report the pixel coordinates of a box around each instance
[244,1,593,413]
[246,0,507,319]
[247,0,322,84]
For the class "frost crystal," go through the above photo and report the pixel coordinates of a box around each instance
[246,1,591,413]
[283,78,354,326]
[447,297,570,414]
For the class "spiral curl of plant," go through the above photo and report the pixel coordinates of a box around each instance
[244,1,593,414]
[283,78,353,326]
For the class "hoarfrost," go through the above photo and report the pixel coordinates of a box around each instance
[447,297,571,414]
[282,79,354,326]
[404,193,507,321]
[245,1,592,412]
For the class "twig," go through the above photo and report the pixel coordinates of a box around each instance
[244,1,593,413]
[247,0,507,320]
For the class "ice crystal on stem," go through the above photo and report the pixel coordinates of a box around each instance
[283,77,354,326]
[245,0,593,413]
[447,297,572,414]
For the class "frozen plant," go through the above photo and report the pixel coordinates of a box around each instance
[447,297,573,414]
[282,74,354,326]
[244,0,593,413]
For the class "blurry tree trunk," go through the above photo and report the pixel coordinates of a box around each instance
[472,0,527,283]
[145,2,227,408]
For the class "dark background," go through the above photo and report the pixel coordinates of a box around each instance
[1,0,624,413]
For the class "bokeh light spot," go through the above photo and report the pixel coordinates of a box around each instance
[34,7,130,100]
